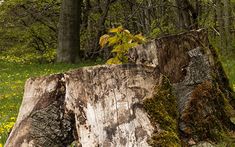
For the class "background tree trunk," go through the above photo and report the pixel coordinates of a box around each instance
[90,0,117,58]
[223,0,232,53]
[57,0,81,63]
[6,30,235,146]
[216,0,226,53]
[175,0,198,30]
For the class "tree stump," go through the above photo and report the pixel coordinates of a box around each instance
[5,30,235,146]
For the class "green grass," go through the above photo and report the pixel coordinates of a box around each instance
[0,60,102,145]
[221,56,235,91]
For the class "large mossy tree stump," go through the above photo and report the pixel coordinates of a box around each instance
[6,30,235,147]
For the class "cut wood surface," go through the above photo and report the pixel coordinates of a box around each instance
[6,30,235,146]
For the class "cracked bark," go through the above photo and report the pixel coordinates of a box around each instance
[5,74,75,146]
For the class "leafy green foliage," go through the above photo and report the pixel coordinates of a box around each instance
[99,26,146,64]
[0,0,60,63]
[0,47,56,64]
[149,17,177,38]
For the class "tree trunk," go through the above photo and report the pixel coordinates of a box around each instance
[57,0,81,63]
[81,0,91,30]
[223,0,231,53]
[90,0,117,58]
[6,30,235,146]
[175,0,198,30]
[216,0,226,53]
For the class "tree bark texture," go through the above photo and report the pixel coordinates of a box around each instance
[129,29,235,145]
[6,30,235,146]
[57,0,81,63]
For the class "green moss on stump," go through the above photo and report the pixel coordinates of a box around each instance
[143,75,181,147]
[181,80,235,143]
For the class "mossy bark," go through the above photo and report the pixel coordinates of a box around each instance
[129,29,235,145]
[180,80,235,142]
[144,75,181,146]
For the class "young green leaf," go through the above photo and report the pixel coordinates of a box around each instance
[99,34,110,48]
[109,26,123,33]
[134,34,146,43]
[108,36,120,46]
[99,26,146,64]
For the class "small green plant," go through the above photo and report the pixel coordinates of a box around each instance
[99,26,146,64]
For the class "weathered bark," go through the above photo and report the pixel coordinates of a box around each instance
[65,65,159,147]
[129,29,235,145]
[6,30,235,146]
[57,0,81,63]
[5,74,75,146]
[6,65,160,147]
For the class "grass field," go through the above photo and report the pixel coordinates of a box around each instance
[0,56,234,145]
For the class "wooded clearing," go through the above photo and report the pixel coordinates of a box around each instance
[0,0,235,146]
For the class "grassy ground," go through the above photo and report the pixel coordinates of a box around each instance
[0,60,101,145]
[0,56,234,146]
[221,56,235,90]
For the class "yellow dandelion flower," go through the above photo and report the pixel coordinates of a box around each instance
[3,122,15,132]
[0,127,4,133]
[10,117,16,121]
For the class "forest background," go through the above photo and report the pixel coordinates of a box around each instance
[0,0,235,145]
